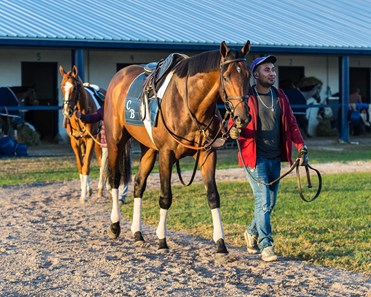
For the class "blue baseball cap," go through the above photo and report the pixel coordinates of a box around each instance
[251,55,277,73]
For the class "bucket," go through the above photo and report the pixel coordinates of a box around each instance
[0,136,18,155]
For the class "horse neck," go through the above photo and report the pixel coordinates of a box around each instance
[188,71,220,119]
[77,85,89,112]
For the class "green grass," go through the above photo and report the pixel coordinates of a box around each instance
[121,173,370,273]
[1,142,370,273]
[0,142,370,186]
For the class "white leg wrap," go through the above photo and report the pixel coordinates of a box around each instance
[211,208,225,243]
[156,208,168,239]
[131,198,142,234]
[80,174,88,201]
[110,189,121,223]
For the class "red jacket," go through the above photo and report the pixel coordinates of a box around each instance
[228,86,305,168]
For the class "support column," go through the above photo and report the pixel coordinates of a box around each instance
[72,49,85,82]
[339,55,350,142]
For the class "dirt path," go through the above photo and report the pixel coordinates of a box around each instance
[0,162,370,296]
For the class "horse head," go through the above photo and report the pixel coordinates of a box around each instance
[59,65,82,118]
[219,40,251,129]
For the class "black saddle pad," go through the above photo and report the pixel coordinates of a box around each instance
[124,73,158,126]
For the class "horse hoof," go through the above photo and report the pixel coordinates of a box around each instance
[158,238,169,253]
[133,231,145,245]
[216,238,229,255]
[107,222,121,239]
[214,252,229,264]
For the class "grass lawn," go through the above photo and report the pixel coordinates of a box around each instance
[1,141,370,273]
[121,172,370,273]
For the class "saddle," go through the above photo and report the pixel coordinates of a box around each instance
[143,53,188,98]
[83,83,105,106]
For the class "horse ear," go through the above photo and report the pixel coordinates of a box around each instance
[59,65,66,76]
[72,65,78,77]
[242,40,251,56]
[220,41,229,58]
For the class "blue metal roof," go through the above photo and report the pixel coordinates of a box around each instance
[1,0,370,54]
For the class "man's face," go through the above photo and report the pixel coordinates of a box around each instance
[254,62,276,87]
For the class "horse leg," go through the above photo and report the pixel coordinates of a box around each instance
[155,149,175,252]
[199,150,228,257]
[107,146,121,239]
[95,141,104,197]
[106,137,131,239]
[97,147,107,198]
[70,139,86,202]
[131,146,157,244]
[80,138,95,201]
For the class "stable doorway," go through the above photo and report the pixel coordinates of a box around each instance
[22,62,58,142]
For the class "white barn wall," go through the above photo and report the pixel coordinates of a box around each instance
[1,48,370,141]
[86,50,175,90]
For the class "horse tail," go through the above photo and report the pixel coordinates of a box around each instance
[119,138,132,186]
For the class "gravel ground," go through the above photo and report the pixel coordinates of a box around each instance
[0,160,370,296]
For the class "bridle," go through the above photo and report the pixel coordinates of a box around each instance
[159,56,250,152]
[62,76,81,118]
[219,57,249,119]
[61,76,101,143]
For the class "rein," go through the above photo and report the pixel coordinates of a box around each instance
[157,57,248,151]
[236,140,322,202]
[64,113,103,145]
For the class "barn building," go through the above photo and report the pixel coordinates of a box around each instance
[1,0,371,143]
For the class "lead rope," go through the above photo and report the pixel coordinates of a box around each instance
[236,140,322,202]
[64,111,103,146]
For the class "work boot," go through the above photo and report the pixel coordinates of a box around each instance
[261,246,278,262]
[244,230,259,254]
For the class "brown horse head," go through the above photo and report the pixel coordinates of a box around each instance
[219,40,251,129]
[59,65,83,118]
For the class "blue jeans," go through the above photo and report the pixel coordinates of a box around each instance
[246,156,281,250]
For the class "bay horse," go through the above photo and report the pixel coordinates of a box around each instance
[104,41,251,256]
[59,65,104,202]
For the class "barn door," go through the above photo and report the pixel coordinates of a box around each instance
[22,62,58,142]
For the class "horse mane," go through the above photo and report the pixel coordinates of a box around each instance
[174,48,244,78]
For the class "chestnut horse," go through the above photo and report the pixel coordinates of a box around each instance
[105,41,251,256]
[59,65,104,202]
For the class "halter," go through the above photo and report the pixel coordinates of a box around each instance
[219,57,249,117]
[61,76,101,142]
[157,56,249,152]
[62,76,81,118]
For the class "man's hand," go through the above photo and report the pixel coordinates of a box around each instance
[229,127,241,139]
[298,145,309,166]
